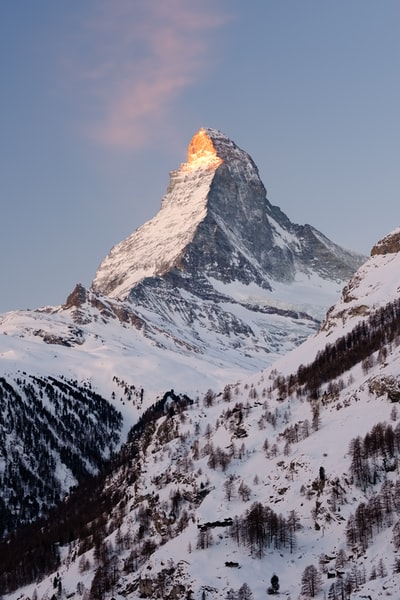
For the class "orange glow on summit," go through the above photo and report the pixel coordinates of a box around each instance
[184,128,223,170]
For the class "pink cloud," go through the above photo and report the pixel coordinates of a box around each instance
[75,1,231,150]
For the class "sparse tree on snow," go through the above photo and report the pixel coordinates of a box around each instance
[238,582,253,600]
[301,564,322,598]
[267,574,279,594]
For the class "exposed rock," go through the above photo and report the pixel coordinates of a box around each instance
[369,375,400,401]
[63,283,144,329]
[64,283,87,308]
[371,228,400,256]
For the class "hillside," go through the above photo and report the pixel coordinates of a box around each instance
[1,229,400,599]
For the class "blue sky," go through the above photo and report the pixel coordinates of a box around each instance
[1,1,399,311]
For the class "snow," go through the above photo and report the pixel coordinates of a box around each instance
[92,164,215,299]
[92,127,266,300]
[270,217,302,251]
[8,328,400,599]
[324,250,400,332]
[209,271,343,321]
[2,133,400,598]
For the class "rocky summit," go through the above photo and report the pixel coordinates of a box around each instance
[89,127,365,364]
[92,128,363,299]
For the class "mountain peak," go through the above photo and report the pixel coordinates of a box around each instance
[92,128,364,303]
[91,127,264,299]
[183,128,223,171]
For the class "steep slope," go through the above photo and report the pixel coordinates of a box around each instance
[0,374,122,536]
[0,128,366,540]
[92,128,362,298]
[2,229,400,600]
[89,126,365,373]
[322,226,400,333]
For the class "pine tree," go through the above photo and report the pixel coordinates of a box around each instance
[301,565,322,598]
[269,574,279,594]
[393,557,400,574]
[377,557,387,578]
[224,476,235,501]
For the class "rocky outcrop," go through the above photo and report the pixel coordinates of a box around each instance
[64,283,88,308]
[371,228,400,256]
[321,228,400,333]
[63,283,144,329]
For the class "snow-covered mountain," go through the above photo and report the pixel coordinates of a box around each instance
[92,128,361,298]
[2,228,400,600]
[1,128,364,402]
[0,128,365,536]
[90,127,364,366]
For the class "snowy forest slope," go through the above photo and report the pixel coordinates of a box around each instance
[1,229,400,599]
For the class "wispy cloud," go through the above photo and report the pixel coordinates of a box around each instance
[72,1,231,150]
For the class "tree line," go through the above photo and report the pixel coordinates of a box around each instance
[0,375,123,538]
[282,297,400,398]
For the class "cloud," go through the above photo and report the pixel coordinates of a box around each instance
[73,1,231,150]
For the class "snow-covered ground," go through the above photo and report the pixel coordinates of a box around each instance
[7,325,400,599]
[3,231,400,600]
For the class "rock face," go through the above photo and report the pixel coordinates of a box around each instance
[92,128,363,300]
[371,227,400,256]
[90,128,366,363]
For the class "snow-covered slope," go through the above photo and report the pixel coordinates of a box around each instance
[2,230,400,600]
[322,226,400,333]
[91,130,221,299]
[0,128,367,540]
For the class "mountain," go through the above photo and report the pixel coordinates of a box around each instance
[1,129,365,402]
[2,228,400,600]
[90,127,364,366]
[92,128,360,297]
[0,128,365,536]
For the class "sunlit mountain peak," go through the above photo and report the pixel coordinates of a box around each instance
[183,127,223,171]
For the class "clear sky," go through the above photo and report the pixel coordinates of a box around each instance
[1,1,399,312]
